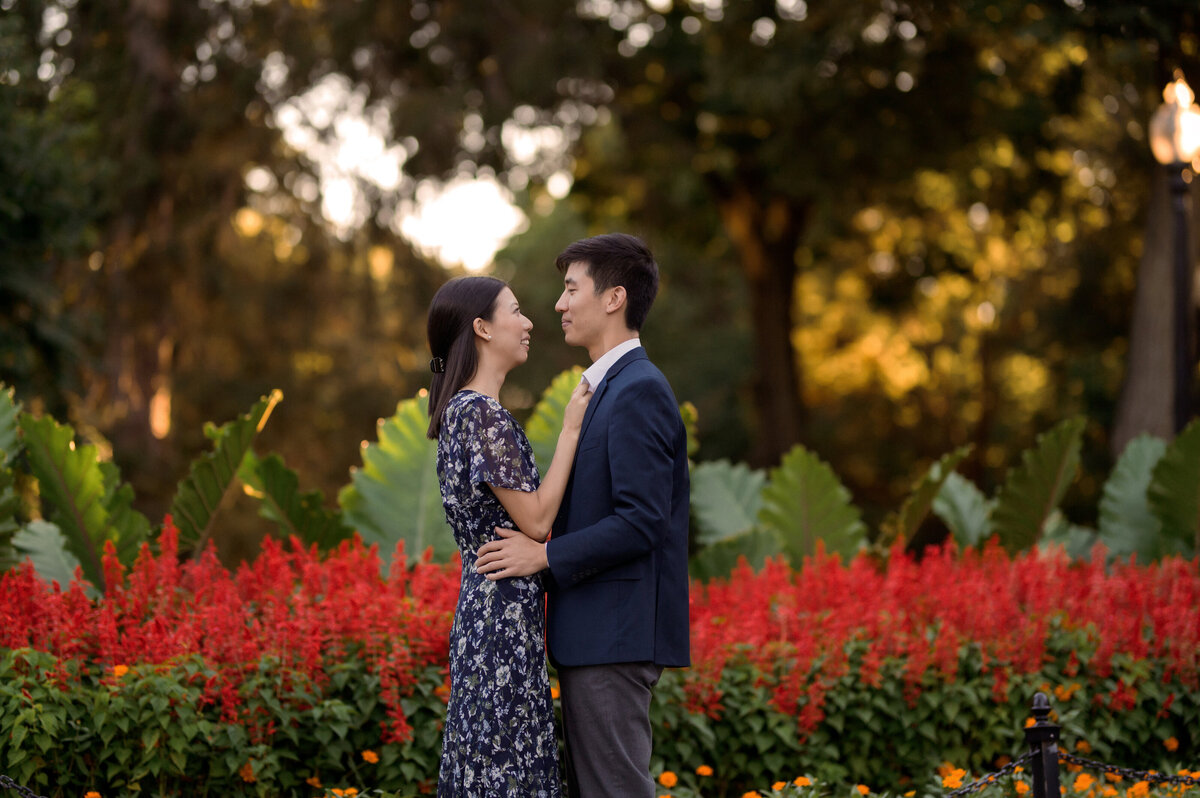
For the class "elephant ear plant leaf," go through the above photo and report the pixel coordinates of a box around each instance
[239,451,353,551]
[879,445,972,548]
[170,391,281,558]
[933,472,996,549]
[690,459,768,547]
[0,385,22,570]
[12,520,95,598]
[339,393,455,565]
[525,367,584,475]
[1147,418,1200,558]
[1098,434,1167,561]
[991,416,1086,554]
[758,444,866,563]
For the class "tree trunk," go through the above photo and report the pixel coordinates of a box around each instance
[720,189,805,467]
[1112,168,1199,455]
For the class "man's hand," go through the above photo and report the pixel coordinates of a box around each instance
[476,526,549,580]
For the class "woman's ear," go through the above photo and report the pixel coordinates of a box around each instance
[473,318,492,341]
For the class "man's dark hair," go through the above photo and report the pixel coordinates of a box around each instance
[555,233,659,331]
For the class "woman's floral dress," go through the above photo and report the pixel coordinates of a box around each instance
[435,390,561,797]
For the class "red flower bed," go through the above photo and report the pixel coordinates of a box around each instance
[0,517,460,743]
[688,541,1200,738]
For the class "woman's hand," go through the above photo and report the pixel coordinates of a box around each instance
[562,381,593,433]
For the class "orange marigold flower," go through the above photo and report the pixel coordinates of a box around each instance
[551,686,561,699]
[774,783,787,791]
[1106,774,1123,784]
[238,762,256,783]
[1025,717,1037,728]
[905,792,916,797]
[1165,737,1179,752]
[1127,782,1150,798]
[1075,773,1098,792]
[742,792,760,798]
[112,665,129,678]
[942,770,967,790]
[84,792,101,798]
[658,772,678,788]
[306,775,322,788]
[1016,783,1030,795]
[795,777,813,787]
[696,765,714,777]
[1102,787,1118,797]
[362,750,379,764]
[1076,741,1092,753]
[857,785,871,795]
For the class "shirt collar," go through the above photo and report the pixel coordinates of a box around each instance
[581,338,642,389]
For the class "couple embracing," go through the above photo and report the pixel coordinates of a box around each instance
[424,233,690,798]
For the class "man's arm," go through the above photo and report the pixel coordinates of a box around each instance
[476,526,548,578]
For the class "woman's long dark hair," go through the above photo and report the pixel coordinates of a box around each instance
[426,276,507,438]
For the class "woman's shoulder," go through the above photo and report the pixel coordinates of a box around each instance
[444,390,510,428]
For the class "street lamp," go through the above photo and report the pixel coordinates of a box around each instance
[1148,73,1200,433]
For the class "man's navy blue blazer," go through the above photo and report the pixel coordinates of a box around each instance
[544,348,691,669]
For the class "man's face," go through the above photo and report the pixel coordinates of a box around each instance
[555,261,610,352]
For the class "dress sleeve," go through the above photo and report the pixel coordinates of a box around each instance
[463,396,538,493]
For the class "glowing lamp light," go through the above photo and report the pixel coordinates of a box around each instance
[1149,75,1200,166]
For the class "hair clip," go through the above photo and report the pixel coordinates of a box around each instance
[429,357,446,374]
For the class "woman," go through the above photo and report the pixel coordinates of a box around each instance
[426,275,590,797]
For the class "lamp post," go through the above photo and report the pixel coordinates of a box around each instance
[1148,73,1200,433]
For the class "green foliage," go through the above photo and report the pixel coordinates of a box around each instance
[524,367,584,474]
[691,460,768,546]
[1147,418,1200,558]
[239,451,353,551]
[338,394,454,564]
[758,445,866,562]
[170,391,281,557]
[1098,434,1167,561]
[991,417,1087,554]
[18,413,114,588]
[878,446,971,548]
[0,384,20,466]
[10,521,92,598]
[933,473,996,548]
[689,528,783,583]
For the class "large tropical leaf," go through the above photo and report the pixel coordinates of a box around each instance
[99,461,151,566]
[0,468,20,573]
[0,384,21,465]
[12,520,96,597]
[525,367,584,475]
[690,459,767,546]
[933,472,995,548]
[1147,418,1200,558]
[240,451,353,550]
[878,445,971,547]
[991,416,1086,554]
[1040,512,1098,561]
[689,527,782,582]
[1098,434,1168,562]
[338,393,454,563]
[757,444,866,563]
[169,391,281,556]
[17,413,108,587]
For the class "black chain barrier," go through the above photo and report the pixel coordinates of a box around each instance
[1059,752,1200,790]
[0,774,47,798]
[946,751,1037,797]
[1,690,1194,797]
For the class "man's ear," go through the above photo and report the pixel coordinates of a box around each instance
[605,286,627,315]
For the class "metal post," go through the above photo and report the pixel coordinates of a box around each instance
[1168,165,1194,434]
[1024,692,1062,798]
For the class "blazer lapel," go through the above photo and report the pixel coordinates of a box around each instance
[577,348,646,443]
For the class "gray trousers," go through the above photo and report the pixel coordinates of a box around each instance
[558,662,663,798]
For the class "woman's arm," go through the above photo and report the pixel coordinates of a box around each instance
[489,381,591,541]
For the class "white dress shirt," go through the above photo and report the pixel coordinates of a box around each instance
[581,338,642,389]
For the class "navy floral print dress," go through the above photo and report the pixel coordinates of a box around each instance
[435,390,561,797]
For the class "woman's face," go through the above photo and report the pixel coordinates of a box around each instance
[483,286,533,370]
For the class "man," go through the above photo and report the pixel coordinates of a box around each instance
[475,233,691,797]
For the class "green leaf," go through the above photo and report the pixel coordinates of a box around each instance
[99,461,151,566]
[679,401,700,460]
[689,527,782,581]
[879,445,971,547]
[1147,418,1200,557]
[1040,512,1098,561]
[239,451,353,550]
[17,413,108,586]
[169,391,281,556]
[991,416,1086,554]
[0,383,21,466]
[933,472,995,548]
[690,459,767,545]
[1098,434,1167,561]
[12,520,97,597]
[524,367,584,475]
[757,444,865,563]
[338,393,455,563]
[0,467,20,570]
